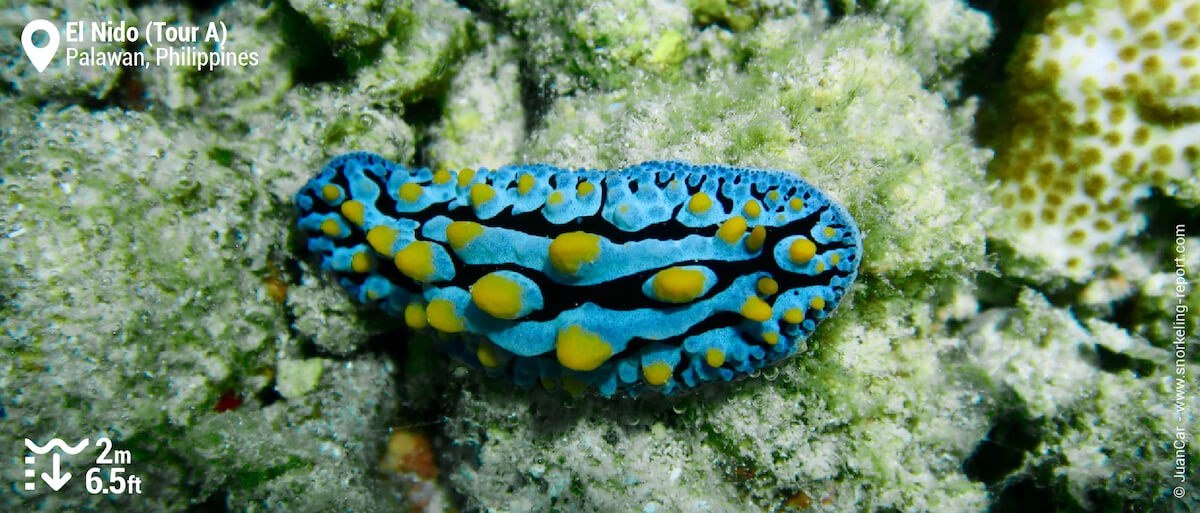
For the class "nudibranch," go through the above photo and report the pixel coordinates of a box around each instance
[295,153,861,397]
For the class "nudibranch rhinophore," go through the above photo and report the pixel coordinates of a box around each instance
[295,153,862,397]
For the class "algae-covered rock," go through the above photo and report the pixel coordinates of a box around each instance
[478,0,710,93]
[275,358,327,398]
[0,99,284,509]
[870,0,994,98]
[0,2,133,100]
[0,19,414,509]
[3,0,1190,512]
[965,289,1199,508]
[426,34,525,171]
[132,2,300,112]
[351,0,475,106]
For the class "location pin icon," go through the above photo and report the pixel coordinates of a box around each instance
[22,19,60,73]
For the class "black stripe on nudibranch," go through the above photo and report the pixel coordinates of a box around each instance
[295,152,862,397]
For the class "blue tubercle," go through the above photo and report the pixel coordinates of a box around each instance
[295,152,862,397]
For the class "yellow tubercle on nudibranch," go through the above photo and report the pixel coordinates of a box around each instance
[518,173,535,195]
[810,296,826,310]
[577,181,595,198]
[399,182,423,202]
[716,215,747,244]
[477,341,502,368]
[823,226,836,238]
[784,308,804,324]
[366,225,400,257]
[394,241,436,282]
[350,251,374,273]
[789,237,817,264]
[788,198,804,211]
[457,168,476,188]
[321,184,342,202]
[740,296,773,322]
[470,272,524,319]
[341,200,365,226]
[746,225,766,252]
[320,218,342,237]
[426,299,465,333]
[642,362,673,386]
[404,302,428,329]
[756,277,778,296]
[743,199,762,218]
[555,325,612,371]
[548,231,601,276]
[547,191,564,206]
[432,169,453,185]
[470,183,495,208]
[562,375,588,396]
[650,267,707,303]
[762,332,779,345]
[705,348,725,367]
[445,221,484,250]
[687,192,713,214]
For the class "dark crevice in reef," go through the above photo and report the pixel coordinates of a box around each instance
[453,0,507,25]
[989,478,1064,513]
[971,255,1075,311]
[185,491,230,513]
[825,0,858,24]
[450,0,562,132]
[403,95,449,170]
[963,408,1040,485]
[962,407,1138,513]
[114,37,150,111]
[516,50,557,133]
[1105,292,1143,342]
[1136,187,1200,254]
[960,0,1038,142]
[1099,188,1200,343]
[1092,343,1157,377]
[255,382,284,408]
[275,2,350,85]
[361,329,413,364]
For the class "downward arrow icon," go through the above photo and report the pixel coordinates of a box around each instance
[41,453,71,491]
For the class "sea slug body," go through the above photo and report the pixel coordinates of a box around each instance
[295,152,862,396]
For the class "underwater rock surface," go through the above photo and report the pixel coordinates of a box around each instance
[1,0,1195,512]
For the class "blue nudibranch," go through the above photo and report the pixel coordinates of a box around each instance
[295,152,861,396]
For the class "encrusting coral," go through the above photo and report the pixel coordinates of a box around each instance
[989,0,1200,281]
